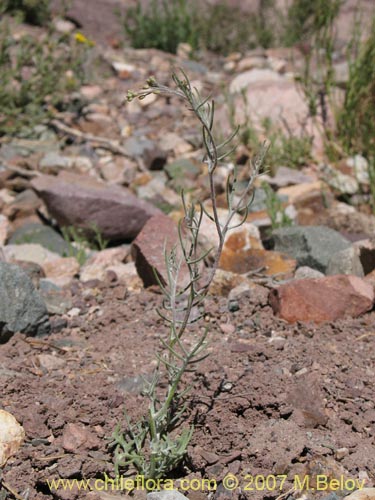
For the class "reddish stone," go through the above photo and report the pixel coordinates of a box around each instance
[131,214,189,288]
[269,275,374,323]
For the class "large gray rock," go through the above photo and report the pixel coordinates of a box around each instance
[272,226,351,273]
[0,262,50,343]
[31,172,161,243]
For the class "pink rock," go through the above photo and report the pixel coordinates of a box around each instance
[131,214,189,287]
[31,172,161,242]
[62,423,100,452]
[269,275,374,323]
[42,257,80,287]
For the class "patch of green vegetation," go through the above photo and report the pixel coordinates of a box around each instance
[283,0,342,47]
[1,0,51,26]
[61,224,109,266]
[122,0,278,55]
[262,181,293,230]
[61,226,90,266]
[337,18,375,158]
[123,0,199,54]
[122,0,344,55]
[0,23,90,135]
[196,0,276,54]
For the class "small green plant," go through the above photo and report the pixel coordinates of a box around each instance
[122,0,288,56]
[283,0,342,47]
[337,17,375,158]
[267,126,313,171]
[61,224,109,265]
[0,23,90,135]
[111,72,266,482]
[123,0,198,54]
[61,226,90,266]
[1,0,51,26]
[262,182,293,230]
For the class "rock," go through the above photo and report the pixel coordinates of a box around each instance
[200,208,261,250]
[345,155,369,185]
[102,262,142,289]
[344,489,375,500]
[40,284,72,315]
[38,353,66,371]
[0,262,50,342]
[39,152,72,173]
[98,156,136,184]
[111,61,137,79]
[321,163,359,195]
[80,247,129,282]
[4,243,61,267]
[136,173,181,210]
[53,18,76,33]
[287,374,328,427]
[159,133,193,156]
[11,260,45,288]
[335,447,349,460]
[229,78,320,152]
[147,491,188,500]
[62,423,100,452]
[164,158,201,191]
[4,188,42,221]
[176,42,192,59]
[272,226,351,273]
[9,222,71,256]
[31,172,161,242]
[326,203,375,237]
[124,137,166,170]
[80,85,103,100]
[42,257,80,287]
[229,68,284,94]
[237,55,267,72]
[278,181,323,204]
[220,248,296,276]
[333,60,349,84]
[0,214,10,245]
[0,410,25,467]
[264,166,315,188]
[295,266,325,280]
[327,246,364,277]
[131,214,189,288]
[365,269,375,291]
[354,238,375,275]
[269,275,374,323]
[209,269,249,297]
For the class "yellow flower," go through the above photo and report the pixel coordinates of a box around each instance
[74,32,95,47]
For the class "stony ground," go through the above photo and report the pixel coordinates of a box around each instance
[1,2,375,500]
[1,282,375,500]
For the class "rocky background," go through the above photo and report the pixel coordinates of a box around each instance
[1,1,375,499]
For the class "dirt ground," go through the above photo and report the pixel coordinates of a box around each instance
[1,278,374,499]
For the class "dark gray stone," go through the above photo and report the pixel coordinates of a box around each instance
[272,226,351,273]
[0,262,50,343]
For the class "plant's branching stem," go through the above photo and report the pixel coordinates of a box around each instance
[112,70,265,483]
